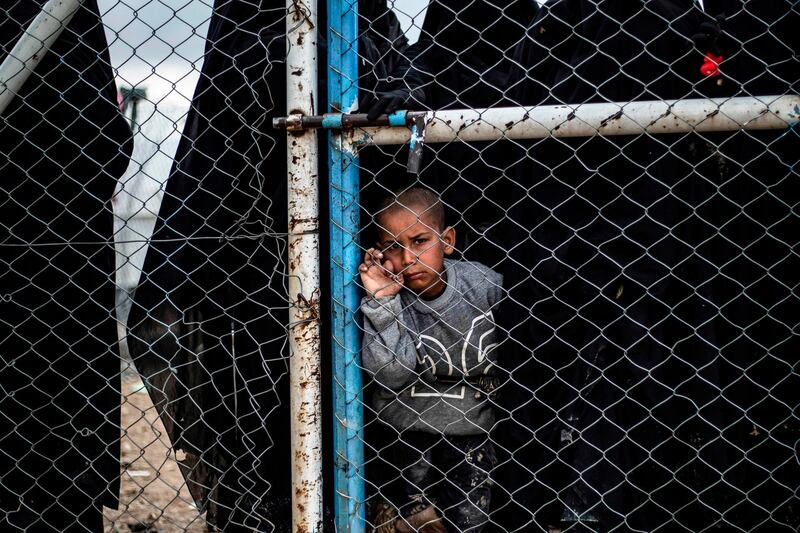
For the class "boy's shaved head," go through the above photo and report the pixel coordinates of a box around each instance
[375,187,446,231]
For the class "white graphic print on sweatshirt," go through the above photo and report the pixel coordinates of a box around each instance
[411,310,498,399]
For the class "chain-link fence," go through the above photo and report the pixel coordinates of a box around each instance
[2,0,292,531]
[338,1,800,532]
[1,0,798,532]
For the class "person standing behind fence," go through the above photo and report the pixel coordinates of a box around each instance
[498,0,800,530]
[360,188,503,532]
[0,1,132,530]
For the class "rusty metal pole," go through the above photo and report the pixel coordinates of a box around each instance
[353,95,800,145]
[285,0,322,530]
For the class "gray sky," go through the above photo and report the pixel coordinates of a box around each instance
[98,0,213,103]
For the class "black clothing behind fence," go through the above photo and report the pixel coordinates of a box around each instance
[389,434,497,532]
[0,1,133,531]
[496,0,800,530]
[126,1,292,530]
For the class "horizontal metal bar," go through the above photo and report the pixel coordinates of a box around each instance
[274,110,411,131]
[346,95,799,145]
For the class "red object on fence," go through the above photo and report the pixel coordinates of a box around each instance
[700,52,723,77]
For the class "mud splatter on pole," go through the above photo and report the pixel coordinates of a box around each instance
[286,0,322,530]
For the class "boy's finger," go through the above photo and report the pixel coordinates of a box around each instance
[365,249,381,267]
[382,260,395,274]
[367,248,385,264]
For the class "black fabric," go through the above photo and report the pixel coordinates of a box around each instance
[126,1,423,531]
[388,433,496,532]
[417,0,534,110]
[702,0,799,97]
[496,1,800,530]
[126,1,292,530]
[0,1,133,531]
[358,1,429,117]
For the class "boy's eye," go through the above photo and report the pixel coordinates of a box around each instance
[413,238,427,246]
[386,242,400,251]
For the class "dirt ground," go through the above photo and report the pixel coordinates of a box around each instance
[103,372,207,533]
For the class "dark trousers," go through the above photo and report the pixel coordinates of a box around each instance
[387,432,497,532]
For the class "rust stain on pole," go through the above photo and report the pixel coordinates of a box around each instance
[357,96,800,146]
[286,0,322,531]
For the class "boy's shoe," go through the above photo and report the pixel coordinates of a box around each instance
[396,504,447,533]
[371,498,399,533]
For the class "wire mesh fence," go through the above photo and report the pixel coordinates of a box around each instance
[343,1,800,532]
[2,0,292,531]
[0,0,798,532]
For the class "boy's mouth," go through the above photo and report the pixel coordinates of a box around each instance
[404,271,424,281]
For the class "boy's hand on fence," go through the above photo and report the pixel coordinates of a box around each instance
[360,248,404,299]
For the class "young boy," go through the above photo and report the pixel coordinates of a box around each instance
[359,187,503,532]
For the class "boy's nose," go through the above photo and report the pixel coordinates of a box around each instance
[401,247,416,266]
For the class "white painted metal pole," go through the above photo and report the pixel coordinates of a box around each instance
[352,95,800,145]
[0,0,84,115]
[286,0,322,531]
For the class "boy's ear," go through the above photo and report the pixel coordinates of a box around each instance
[441,226,456,255]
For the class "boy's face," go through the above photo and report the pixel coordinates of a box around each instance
[375,204,455,298]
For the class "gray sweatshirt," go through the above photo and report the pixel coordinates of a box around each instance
[361,259,503,435]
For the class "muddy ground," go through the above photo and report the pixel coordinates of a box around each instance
[103,372,207,533]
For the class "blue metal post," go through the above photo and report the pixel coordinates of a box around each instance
[328,0,365,530]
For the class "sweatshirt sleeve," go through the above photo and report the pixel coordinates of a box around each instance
[360,295,419,391]
[488,268,504,308]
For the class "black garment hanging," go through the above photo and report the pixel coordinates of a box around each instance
[496,0,799,530]
[0,1,133,531]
